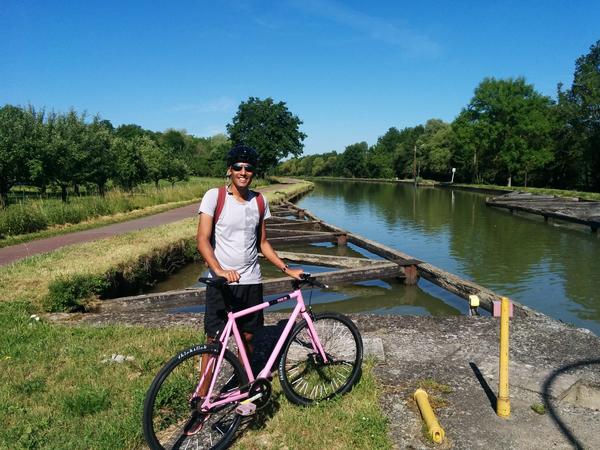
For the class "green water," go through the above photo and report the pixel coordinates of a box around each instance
[296,180,600,334]
[150,180,600,335]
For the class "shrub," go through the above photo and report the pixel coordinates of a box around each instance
[43,274,109,312]
[0,203,48,236]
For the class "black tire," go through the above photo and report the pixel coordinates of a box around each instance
[143,344,248,450]
[278,312,363,405]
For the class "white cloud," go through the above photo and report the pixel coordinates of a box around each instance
[288,0,440,57]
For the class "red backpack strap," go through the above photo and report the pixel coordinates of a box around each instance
[254,191,265,222]
[213,185,227,226]
[253,191,266,248]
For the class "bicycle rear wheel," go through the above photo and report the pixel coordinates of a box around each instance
[143,345,247,450]
[278,312,363,405]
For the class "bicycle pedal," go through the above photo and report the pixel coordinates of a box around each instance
[235,402,257,416]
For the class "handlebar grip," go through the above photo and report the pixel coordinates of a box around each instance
[299,273,328,289]
[198,276,228,287]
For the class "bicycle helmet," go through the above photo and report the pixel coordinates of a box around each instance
[226,145,259,167]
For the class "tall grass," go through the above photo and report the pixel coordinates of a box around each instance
[0,178,230,238]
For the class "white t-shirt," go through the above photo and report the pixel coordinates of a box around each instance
[198,187,271,284]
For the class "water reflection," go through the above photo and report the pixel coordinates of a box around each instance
[298,180,600,334]
[149,242,460,317]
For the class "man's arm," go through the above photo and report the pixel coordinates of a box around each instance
[196,213,241,283]
[258,219,303,279]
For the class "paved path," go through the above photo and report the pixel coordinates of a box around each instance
[0,203,200,266]
[0,182,296,266]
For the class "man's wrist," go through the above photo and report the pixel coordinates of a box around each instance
[281,264,289,273]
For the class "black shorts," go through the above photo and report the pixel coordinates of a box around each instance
[204,283,264,338]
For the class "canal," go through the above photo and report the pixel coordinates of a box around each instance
[296,180,600,335]
[150,179,600,335]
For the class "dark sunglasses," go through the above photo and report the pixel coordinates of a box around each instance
[231,163,255,172]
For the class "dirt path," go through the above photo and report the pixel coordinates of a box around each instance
[0,182,295,266]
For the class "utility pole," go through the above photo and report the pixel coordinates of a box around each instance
[413,145,417,186]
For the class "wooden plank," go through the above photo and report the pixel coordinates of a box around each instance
[273,251,383,268]
[100,263,403,313]
[266,217,307,224]
[266,229,336,238]
[487,202,595,227]
[269,233,341,245]
[266,220,322,231]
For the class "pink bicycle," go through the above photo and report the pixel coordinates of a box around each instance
[142,274,363,450]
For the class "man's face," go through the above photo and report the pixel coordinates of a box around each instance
[229,162,255,189]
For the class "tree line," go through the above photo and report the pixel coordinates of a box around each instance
[277,40,600,192]
[0,96,305,207]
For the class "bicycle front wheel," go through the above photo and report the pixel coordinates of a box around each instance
[278,312,363,405]
[143,345,247,450]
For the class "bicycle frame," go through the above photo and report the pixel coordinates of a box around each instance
[194,286,329,411]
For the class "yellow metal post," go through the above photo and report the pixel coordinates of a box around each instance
[497,296,511,417]
[414,389,445,444]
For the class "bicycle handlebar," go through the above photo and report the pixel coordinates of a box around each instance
[296,273,328,289]
[197,273,328,290]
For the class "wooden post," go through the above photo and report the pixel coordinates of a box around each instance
[337,233,347,246]
[403,265,418,285]
[298,209,305,219]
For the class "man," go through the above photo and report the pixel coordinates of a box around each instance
[196,145,303,358]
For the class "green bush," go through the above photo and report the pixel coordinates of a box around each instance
[43,274,109,312]
[0,203,48,236]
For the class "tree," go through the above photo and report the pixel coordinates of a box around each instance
[47,110,89,201]
[453,77,555,186]
[113,137,148,191]
[84,116,115,196]
[341,142,368,177]
[115,124,146,140]
[227,97,306,174]
[416,119,454,180]
[392,126,424,178]
[139,136,167,189]
[560,40,600,190]
[367,128,403,179]
[0,105,37,206]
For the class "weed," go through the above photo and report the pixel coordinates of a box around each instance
[418,378,453,394]
[62,386,111,417]
[531,403,546,415]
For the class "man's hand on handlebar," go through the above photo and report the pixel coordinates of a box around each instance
[284,267,304,280]
[214,268,241,284]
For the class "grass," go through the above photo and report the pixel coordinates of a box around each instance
[218,360,390,450]
[530,403,546,415]
[0,178,390,449]
[0,177,274,242]
[0,180,314,312]
[0,217,199,309]
[0,306,389,449]
[0,301,201,450]
[0,198,199,249]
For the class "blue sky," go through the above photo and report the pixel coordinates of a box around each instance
[1,1,599,155]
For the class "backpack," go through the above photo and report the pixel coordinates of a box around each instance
[211,185,266,244]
